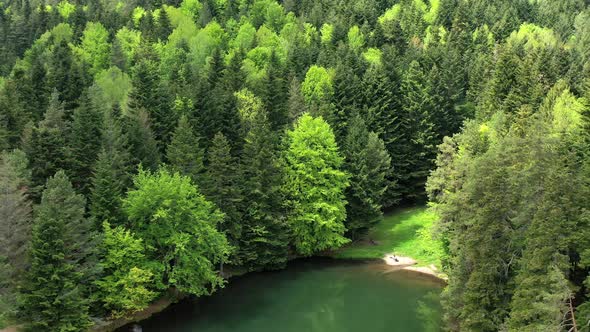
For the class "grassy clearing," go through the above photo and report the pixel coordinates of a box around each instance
[334,206,443,268]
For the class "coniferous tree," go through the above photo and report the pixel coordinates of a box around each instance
[287,76,306,124]
[0,149,31,309]
[124,108,161,172]
[398,60,437,201]
[283,114,350,256]
[68,91,104,196]
[343,115,391,238]
[202,132,242,256]
[25,91,70,201]
[20,171,91,332]
[128,47,174,147]
[90,107,131,227]
[261,51,288,131]
[166,115,204,184]
[239,109,289,270]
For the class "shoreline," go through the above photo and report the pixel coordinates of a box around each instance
[381,254,447,284]
[2,254,446,332]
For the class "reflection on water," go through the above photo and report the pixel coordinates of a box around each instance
[119,258,442,332]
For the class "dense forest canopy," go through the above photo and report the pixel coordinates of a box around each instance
[1,0,590,331]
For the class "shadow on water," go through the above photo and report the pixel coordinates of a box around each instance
[118,257,443,332]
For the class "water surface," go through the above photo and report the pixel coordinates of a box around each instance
[122,258,442,332]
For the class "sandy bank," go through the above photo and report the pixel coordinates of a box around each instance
[382,254,447,282]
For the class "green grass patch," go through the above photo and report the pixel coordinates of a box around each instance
[334,206,443,268]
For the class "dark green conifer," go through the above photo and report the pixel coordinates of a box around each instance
[20,171,91,332]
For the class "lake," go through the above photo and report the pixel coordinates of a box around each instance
[119,258,443,332]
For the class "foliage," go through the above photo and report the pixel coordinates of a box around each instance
[283,114,350,256]
[123,169,231,295]
[334,207,443,268]
[95,222,156,318]
[19,172,92,332]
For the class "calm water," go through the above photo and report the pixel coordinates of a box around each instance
[120,258,443,332]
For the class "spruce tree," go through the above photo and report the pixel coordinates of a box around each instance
[261,50,288,131]
[25,91,70,202]
[283,114,350,256]
[287,76,306,124]
[128,47,174,147]
[90,107,131,227]
[123,108,161,171]
[343,115,391,238]
[0,149,31,307]
[398,60,437,202]
[202,132,243,254]
[166,115,204,184]
[20,171,91,331]
[238,109,289,270]
[69,91,104,196]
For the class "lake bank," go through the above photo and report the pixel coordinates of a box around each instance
[116,258,443,332]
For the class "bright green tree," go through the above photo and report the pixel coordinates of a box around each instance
[283,114,350,256]
[123,169,231,295]
[95,222,156,318]
[76,22,111,76]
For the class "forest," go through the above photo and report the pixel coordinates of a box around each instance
[0,0,589,331]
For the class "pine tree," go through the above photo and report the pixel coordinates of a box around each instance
[287,76,306,124]
[343,115,391,238]
[123,108,161,171]
[398,60,437,202]
[283,114,350,256]
[128,47,174,147]
[166,115,204,184]
[25,91,70,202]
[20,171,92,332]
[261,50,288,131]
[157,7,172,41]
[90,107,132,227]
[238,109,289,270]
[202,132,242,256]
[69,92,104,196]
[0,150,31,303]
[362,65,400,206]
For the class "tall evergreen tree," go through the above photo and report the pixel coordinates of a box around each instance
[25,91,70,201]
[238,109,289,270]
[90,107,131,227]
[166,115,204,184]
[19,171,91,332]
[0,149,31,309]
[398,60,437,202]
[123,108,161,171]
[128,46,174,147]
[261,50,288,131]
[68,91,104,196]
[202,132,243,255]
[343,115,391,238]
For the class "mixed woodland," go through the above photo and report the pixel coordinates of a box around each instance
[1,0,590,330]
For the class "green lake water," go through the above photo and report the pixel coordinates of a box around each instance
[120,258,443,332]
